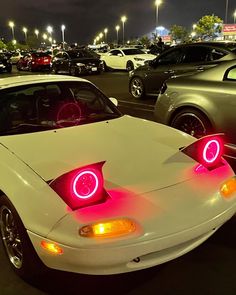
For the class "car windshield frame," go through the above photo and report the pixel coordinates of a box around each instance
[0,81,122,136]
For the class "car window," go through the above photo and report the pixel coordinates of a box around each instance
[183,46,210,63]
[0,81,121,135]
[209,48,227,60]
[109,50,122,56]
[122,49,144,55]
[225,67,236,80]
[155,48,183,66]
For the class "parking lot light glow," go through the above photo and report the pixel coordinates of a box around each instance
[35,29,39,38]
[121,16,127,45]
[8,21,15,40]
[61,24,65,48]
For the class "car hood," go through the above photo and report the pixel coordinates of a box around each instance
[0,115,196,194]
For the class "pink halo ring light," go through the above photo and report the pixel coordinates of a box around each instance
[72,170,99,199]
[202,139,221,164]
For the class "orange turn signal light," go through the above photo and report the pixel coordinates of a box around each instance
[41,241,63,255]
[79,218,136,238]
[220,177,236,198]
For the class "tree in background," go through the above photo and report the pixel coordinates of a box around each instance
[0,40,7,51]
[169,25,189,43]
[194,15,223,40]
[138,35,150,47]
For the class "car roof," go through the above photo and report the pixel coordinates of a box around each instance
[174,41,236,50]
[0,75,90,89]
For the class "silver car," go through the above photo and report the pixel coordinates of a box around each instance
[154,60,236,161]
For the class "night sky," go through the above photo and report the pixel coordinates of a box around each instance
[0,0,235,45]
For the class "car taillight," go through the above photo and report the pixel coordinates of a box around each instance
[181,134,224,169]
[50,162,108,210]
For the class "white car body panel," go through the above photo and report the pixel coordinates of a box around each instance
[100,48,156,70]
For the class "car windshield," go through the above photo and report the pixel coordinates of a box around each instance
[68,50,95,59]
[0,81,121,136]
[122,49,145,55]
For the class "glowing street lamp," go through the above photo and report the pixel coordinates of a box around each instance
[22,27,28,42]
[61,24,65,48]
[48,36,52,45]
[42,33,48,41]
[8,21,15,40]
[47,25,53,36]
[155,0,162,37]
[99,32,103,41]
[104,28,108,43]
[115,25,120,45]
[35,29,39,39]
[121,15,127,45]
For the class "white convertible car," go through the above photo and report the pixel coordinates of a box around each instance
[100,48,156,71]
[0,75,235,280]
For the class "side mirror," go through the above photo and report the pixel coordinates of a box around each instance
[117,53,123,57]
[109,97,118,106]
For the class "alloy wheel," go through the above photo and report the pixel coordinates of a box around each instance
[0,205,23,269]
[130,77,144,99]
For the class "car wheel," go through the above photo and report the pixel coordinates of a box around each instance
[130,77,145,99]
[170,108,212,138]
[0,194,45,280]
[126,61,134,72]
[70,66,77,76]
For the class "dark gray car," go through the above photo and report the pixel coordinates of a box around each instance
[154,60,236,161]
[129,42,236,99]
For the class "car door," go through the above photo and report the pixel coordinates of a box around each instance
[145,47,185,94]
[179,45,224,74]
[105,49,124,69]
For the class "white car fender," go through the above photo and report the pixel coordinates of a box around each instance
[0,143,67,236]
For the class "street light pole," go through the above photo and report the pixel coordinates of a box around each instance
[225,0,229,23]
[8,21,15,40]
[234,10,236,23]
[155,0,162,38]
[115,25,120,45]
[121,16,127,46]
[23,27,27,43]
[61,25,65,49]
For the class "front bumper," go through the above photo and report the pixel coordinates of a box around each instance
[28,205,235,275]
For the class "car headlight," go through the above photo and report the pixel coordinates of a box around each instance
[76,63,85,67]
[134,58,144,61]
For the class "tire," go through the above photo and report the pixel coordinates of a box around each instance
[130,77,145,99]
[52,64,58,74]
[70,66,77,76]
[126,61,134,72]
[0,194,45,280]
[170,108,213,138]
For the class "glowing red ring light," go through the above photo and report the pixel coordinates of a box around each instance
[72,170,99,199]
[203,139,221,163]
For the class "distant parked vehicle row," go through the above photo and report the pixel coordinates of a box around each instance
[129,42,236,99]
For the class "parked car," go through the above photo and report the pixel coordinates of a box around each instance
[100,48,156,71]
[51,49,104,75]
[129,42,236,99]
[0,53,12,73]
[10,51,23,64]
[0,75,235,280]
[154,60,236,163]
[16,52,51,71]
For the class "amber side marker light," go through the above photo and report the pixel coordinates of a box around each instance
[220,177,236,198]
[79,218,136,238]
[41,241,63,255]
